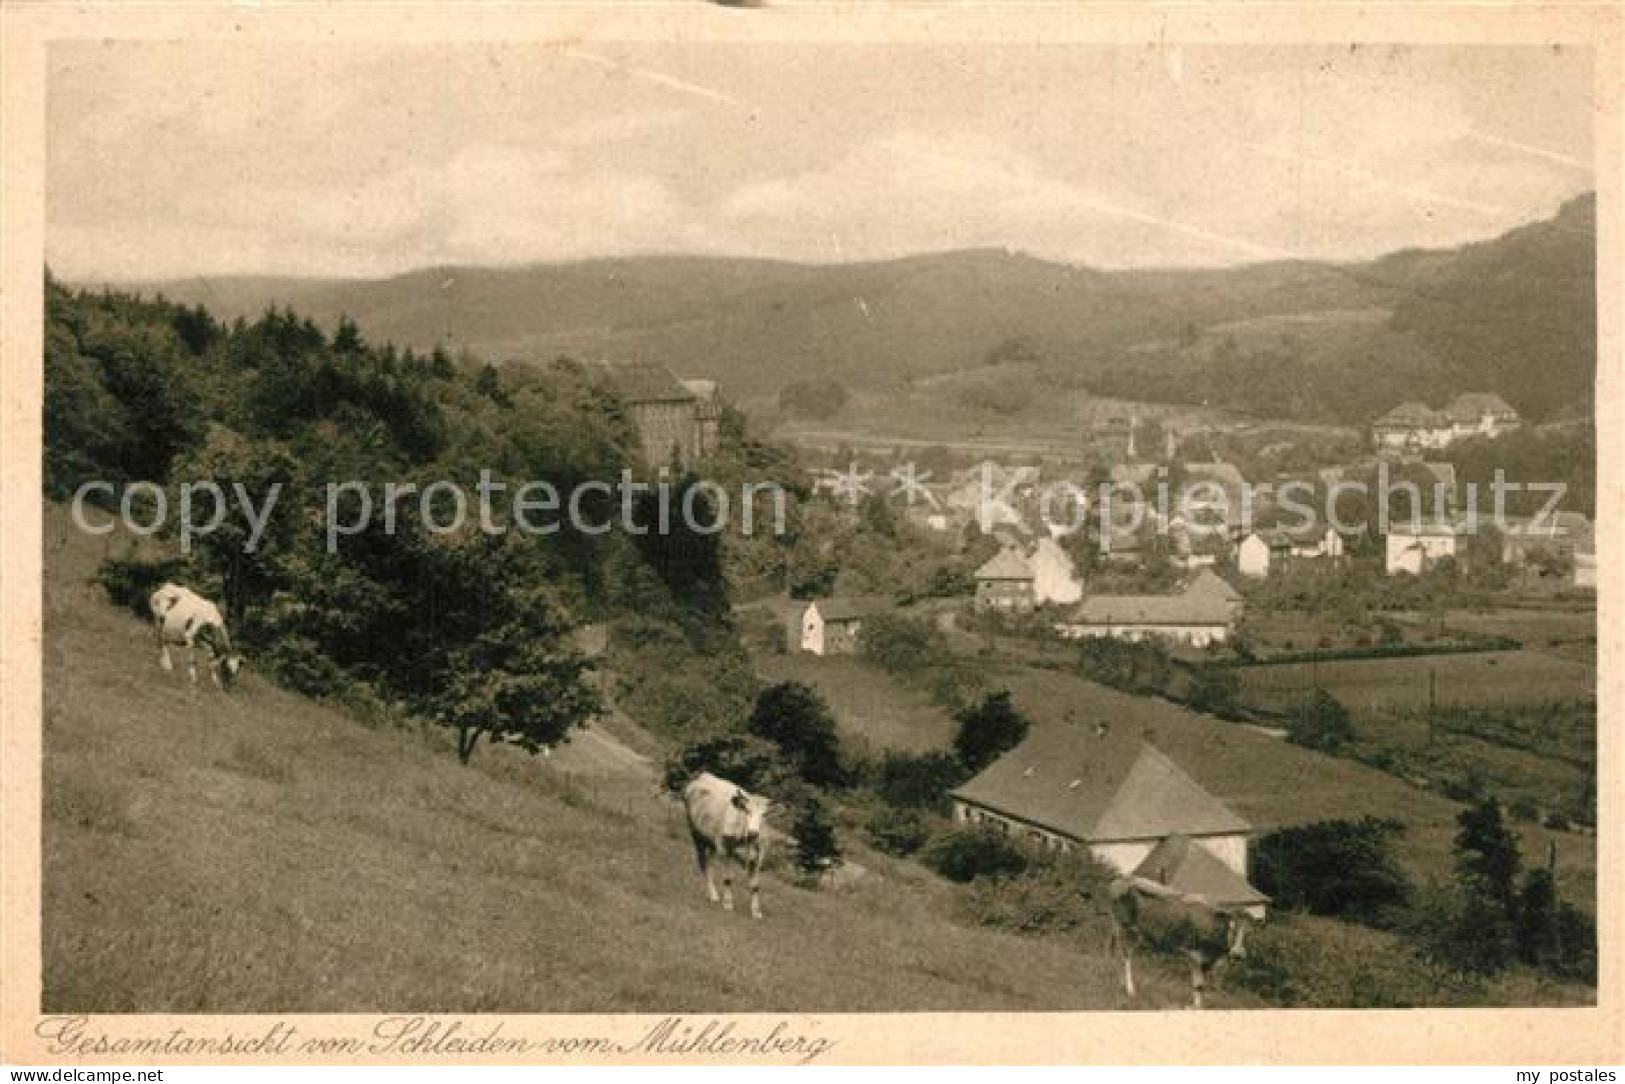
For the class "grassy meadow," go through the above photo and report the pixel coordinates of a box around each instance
[43,508,1208,1013]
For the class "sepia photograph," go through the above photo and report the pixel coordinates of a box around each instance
[2,2,1620,1068]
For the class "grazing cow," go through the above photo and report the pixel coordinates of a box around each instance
[149,583,243,690]
[1107,875,1255,1008]
[682,772,770,919]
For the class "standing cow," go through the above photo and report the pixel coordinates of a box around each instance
[1107,875,1254,1008]
[682,772,770,919]
[149,583,244,690]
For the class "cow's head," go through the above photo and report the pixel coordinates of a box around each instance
[731,788,769,837]
[218,655,245,690]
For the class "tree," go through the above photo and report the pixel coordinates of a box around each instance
[1454,796,1521,918]
[861,613,946,675]
[789,794,843,877]
[876,750,968,812]
[953,689,1030,772]
[1285,689,1356,754]
[1514,867,1559,968]
[747,681,846,789]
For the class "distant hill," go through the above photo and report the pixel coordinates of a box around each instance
[102,194,1595,424]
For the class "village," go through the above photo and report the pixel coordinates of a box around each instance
[599,357,1597,970]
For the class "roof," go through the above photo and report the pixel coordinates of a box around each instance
[952,731,1251,844]
[1375,402,1448,427]
[597,361,695,404]
[1446,392,1518,422]
[975,548,1035,581]
[805,596,890,623]
[1133,835,1269,906]
[1068,592,1234,626]
[1501,511,1592,543]
[1182,569,1243,605]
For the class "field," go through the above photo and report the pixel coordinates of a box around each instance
[1234,650,1595,714]
[42,509,1205,1012]
[752,652,957,754]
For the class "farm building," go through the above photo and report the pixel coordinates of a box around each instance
[798,597,889,656]
[596,361,718,469]
[950,725,1266,917]
[1054,572,1239,647]
[974,547,1037,613]
[1385,522,1458,575]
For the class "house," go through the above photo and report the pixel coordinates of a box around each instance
[1385,522,1458,575]
[1372,393,1520,453]
[1574,541,1597,590]
[1237,524,1346,578]
[597,361,718,469]
[1372,403,1454,453]
[798,597,889,656]
[950,727,1266,918]
[1445,392,1520,440]
[974,548,1036,613]
[1500,512,1593,566]
[1054,573,1239,647]
[1027,537,1082,606]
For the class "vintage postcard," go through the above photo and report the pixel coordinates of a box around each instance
[1,1,1620,1067]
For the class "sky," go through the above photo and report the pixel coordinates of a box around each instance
[47,41,1595,281]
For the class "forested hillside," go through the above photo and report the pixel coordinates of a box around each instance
[42,276,776,762]
[109,194,1596,424]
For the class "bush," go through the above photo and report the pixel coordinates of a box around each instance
[925,825,1029,883]
[95,554,192,617]
[863,807,937,857]
[1250,818,1412,925]
[1186,663,1243,719]
[960,851,1116,937]
[1286,688,1356,754]
[1234,913,1483,1008]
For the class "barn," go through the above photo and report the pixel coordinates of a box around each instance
[949,728,1254,897]
[950,723,1266,916]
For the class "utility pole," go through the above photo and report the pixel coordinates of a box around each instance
[1428,668,1437,745]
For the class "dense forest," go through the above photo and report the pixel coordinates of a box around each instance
[43,274,787,762]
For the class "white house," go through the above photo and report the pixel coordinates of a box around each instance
[1385,523,1458,575]
[798,597,888,655]
[951,727,1267,919]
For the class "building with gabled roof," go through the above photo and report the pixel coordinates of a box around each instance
[1054,571,1240,647]
[1133,835,1269,919]
[974,547,1036,614]
[797,596,891,656]
[595,361,717,469]
[1372,393,1520,453]
[950,726,1261,902]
